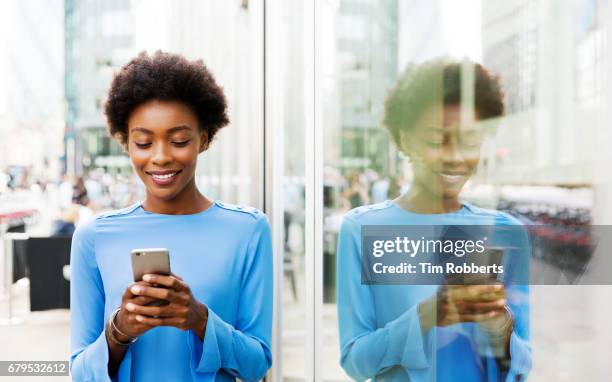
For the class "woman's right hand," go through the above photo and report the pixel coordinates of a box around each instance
[113,281,158,339]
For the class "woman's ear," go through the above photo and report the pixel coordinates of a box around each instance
[117,133,128,153]
[198,132,209,153]
[398,131,413,159]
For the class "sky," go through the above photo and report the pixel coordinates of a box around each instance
[398,0,482,67]
[439,0,482,61]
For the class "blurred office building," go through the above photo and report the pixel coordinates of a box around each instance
[64,0,262,205]
[0,0,64,184]
[64,0,135,176]
[332,0,398,176]
[481,0,603,186]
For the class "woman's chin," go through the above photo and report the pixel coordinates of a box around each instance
[146,187,181,202]
[425,183,464,201]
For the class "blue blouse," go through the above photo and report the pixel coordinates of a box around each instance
[337,201,532,382]
[69,201,273,382]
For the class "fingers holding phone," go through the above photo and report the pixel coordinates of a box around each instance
[126,273,209,339]
[113,281,158,340]
[122,249,208,338]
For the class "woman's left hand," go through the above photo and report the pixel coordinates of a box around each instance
[125,273,209,340]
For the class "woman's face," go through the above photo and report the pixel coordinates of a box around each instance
[400,103,482,200]
[127,99,207,202]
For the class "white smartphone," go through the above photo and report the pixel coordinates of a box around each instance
[131,248,171,306]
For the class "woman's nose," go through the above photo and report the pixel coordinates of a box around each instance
[442,140,464,166]
[151,143,172,166]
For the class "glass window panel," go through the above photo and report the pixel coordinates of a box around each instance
[321,0,612,381]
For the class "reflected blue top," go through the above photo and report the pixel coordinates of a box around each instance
[70,201,273,382]
[337,200,531,382]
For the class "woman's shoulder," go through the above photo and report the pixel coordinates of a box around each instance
[71,203,142,243]
[94,202,142,221]
[341,201,396,229]
[215,200,263,218]
[214,200,269,229]
[462,202,524,226]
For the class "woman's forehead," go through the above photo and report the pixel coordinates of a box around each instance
[414,104,480,129]
[127,100,198,133]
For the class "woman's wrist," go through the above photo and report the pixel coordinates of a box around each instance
[193,302,209,340]
[481,306,514,359]
[417,299,435,335]
[484,305,514,339]
[108,308,138,346]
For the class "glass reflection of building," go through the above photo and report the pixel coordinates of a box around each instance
[64,0,134,176]
[481,0,604,187]
[321,0,400,305]
[333,0,399,180]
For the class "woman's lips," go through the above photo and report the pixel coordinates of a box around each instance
[147,170,182,186]
[439,172,467,186]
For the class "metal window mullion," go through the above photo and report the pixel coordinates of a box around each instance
[306,0,323,380]
[262,0,286,380]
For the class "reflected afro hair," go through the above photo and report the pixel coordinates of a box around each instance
[104,51,229,145]
[383,58,504,146]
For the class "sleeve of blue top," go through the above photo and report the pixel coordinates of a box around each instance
[70,220,130,382]
[505,285,531,382]
[483,222,532,382]
[336,216,430,381]
[480,284,531,382]
[503,222,532,382]
[187,214,273,382]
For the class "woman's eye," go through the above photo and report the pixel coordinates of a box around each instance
[460,137,480,147]
[461,140,479,147]
[135,142,151,148]
[172,140,191,147]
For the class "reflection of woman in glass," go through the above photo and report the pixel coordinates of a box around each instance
[70,52,272,381]
[337,59,530,381]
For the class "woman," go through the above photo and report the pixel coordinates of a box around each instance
[70,51,272,381]
[337,59,531,381]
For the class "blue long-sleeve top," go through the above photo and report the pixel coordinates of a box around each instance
[70,201,273,382]
[337,200,531,382]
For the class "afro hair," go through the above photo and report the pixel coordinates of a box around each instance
[383,58,504,147]
[104,51,229,146]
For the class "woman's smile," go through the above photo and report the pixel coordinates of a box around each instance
[146,169,183,187]
[438,171,469,188]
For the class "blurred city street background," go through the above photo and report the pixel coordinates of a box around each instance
[2,0,612,380]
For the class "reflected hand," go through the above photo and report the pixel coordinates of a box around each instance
[450,283,514,358]
[447,283,513,337]
[418,283,512,336]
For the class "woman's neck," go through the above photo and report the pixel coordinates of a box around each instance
[395,184,462,214]
[142,181,211,215]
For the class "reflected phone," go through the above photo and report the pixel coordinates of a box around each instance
[131,248,171,307]
[446,247,506,286]
[473,247,505,270]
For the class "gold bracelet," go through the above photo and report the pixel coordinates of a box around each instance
[107,327,131,346]
[484,305,514,339]
[108,308,138,346]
